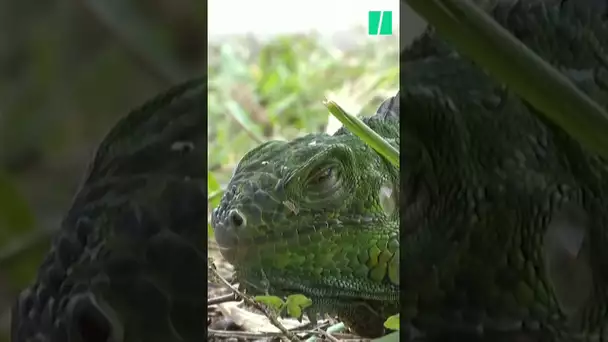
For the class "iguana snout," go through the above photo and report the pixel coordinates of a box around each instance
[211,170,287,264]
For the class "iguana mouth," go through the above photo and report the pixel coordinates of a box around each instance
[213,212,382,246]
[213,216,390,270]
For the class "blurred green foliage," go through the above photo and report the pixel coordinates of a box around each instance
[207,33,399,187]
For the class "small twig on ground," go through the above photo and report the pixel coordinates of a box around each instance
[208,326,360,341]
[208,329,291,339]
[208,264,301,341]
[208,293,237,306]
[305,322,353,342]
[316,328,340,342]
[325,333,367,340]
[208,328,325,340]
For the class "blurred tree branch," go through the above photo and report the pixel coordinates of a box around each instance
[77,0,192,85]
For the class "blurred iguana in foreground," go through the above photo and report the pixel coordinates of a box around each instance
[212,0,608,341]
[11,78,206,342]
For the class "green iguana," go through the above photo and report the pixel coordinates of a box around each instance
[11,78,207,342]
[212,0,608,340]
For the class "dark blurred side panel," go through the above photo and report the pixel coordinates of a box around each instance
[0,0,205,340]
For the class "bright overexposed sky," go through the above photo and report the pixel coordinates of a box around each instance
[209,0,402,38]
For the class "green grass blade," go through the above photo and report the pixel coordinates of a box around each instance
[324,99,400,168]
[405,0,608,158]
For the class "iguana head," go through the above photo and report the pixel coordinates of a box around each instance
[211,120,399,305]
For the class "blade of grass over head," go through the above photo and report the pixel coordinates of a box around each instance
[405,0,608,158]
[323,99,400,168]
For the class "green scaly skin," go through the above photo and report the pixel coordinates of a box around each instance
[212,115,400,337]
[213,0,608,340]
[11,78,206,342]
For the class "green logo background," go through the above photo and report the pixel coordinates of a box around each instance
[368,11,392,35]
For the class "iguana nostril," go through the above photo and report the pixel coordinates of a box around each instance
[228,210,246,228]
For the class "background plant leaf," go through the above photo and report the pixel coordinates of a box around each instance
[285,294,312,320]
[383,314,400,331]
[254,295,286,314]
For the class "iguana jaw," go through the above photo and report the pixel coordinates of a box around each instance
[233,264,398,302]
[214,216,399,308]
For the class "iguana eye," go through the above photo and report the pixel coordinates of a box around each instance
[308,167,334,186]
